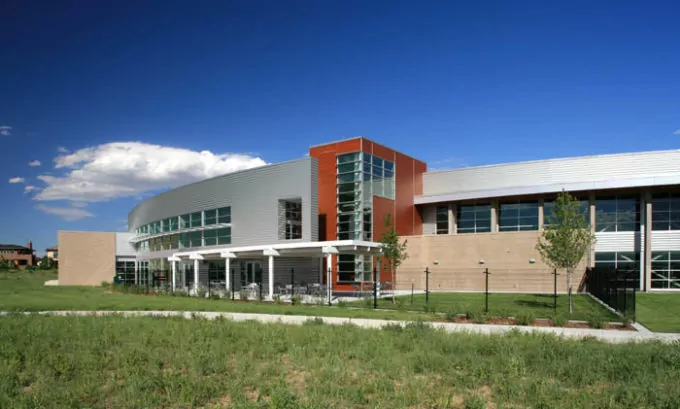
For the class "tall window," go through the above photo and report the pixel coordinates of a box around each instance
[650,251,680,289]
[179,231,202,248]
[595,252,639,271]
[163,217,178,232]
[285,201,302,240]
[435,205,449,234]
[204,209,217,226]
[595,196,639,232]
[208,261,226,284]
[499,201,539,231]
[115,260,135,284]
[652,193,680,231]
[543,198,590,228]
[180,214,190,229]
[190,212,202,228]
[218,207,231,224]
[337,254,357,282]
[457,203,491,234]
[204,227,231,246]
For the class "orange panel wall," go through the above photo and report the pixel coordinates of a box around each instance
[309,137,427,288]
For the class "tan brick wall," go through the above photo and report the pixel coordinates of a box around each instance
[397,232,588,293]
[58,231,116,286]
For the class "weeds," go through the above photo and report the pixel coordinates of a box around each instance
[516,312,535,326]
[587,314,606,329]
[551,315,567,327]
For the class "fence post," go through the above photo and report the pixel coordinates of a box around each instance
[552,268,558,314]
[291,268,295,299]
[425,267,430,307]
[231,268,235,301]
[483,268,490,313]
[373,267,378,309]
[327,266,332,306]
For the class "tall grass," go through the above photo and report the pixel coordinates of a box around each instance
[1,315,679,408]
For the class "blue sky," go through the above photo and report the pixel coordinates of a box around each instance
[1,0,679,254]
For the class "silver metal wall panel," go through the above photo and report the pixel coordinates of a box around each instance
[128,158,318,249]
[421,150,680,201]
[115,233,136,256]
[594,232,642,252]
[421,204,437,235]
[650,231,680,252]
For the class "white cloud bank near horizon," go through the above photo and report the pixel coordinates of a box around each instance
[33,141,268,203]
[35,205,94,221]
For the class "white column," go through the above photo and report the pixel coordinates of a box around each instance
[194,259,199,293]
[268,255,274,299]
[134,261,139,284]
[326,253,333,295]
[639,192,646,291]
[318,257,323,283]
[171,261,176,291]
[225,257,231,291]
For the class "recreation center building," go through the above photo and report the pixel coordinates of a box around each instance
[58,136,680,295]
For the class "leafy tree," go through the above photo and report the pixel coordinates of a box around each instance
[378,214,409,303]
[536,190,595,314]
[40,256,56,270]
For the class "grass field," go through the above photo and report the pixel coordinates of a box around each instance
[0,271,616,325]
[1,315,679,409]
[636,293,680,333]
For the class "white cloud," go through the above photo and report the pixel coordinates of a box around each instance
[36,205,94,221]
[71,201,88,208]
[28,160,41,167]
[0,126,11,136]
[24,185,38,193]
[57,146,69,153]
[34,141,268,202]
[9,177,25,184]
[674,129,680,135]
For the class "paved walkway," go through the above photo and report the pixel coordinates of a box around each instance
[3,310,680,344]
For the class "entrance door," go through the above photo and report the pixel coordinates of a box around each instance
[242,261,262,286]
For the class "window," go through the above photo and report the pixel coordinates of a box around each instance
[499,201,539,231]
[208,261,226,283]
[594,252,639,270]
[595,196,639,232]
[457,203,492,234]
[652,193,680,231]
[337,254,357,282]
[218,207,231,224]
[543,198,590,228]
[650,251,680,289]
[285,201,302,240]
[204,227,231,246]
[116,260,136,284]
[163,217,178,232]
[179,231,202,248]
[180,214,190,229]
[435,205,449,234]
[204,209,217,226]
[190,212,202,228]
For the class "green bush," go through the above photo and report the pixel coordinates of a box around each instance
[587,314,606,329]
[516,312,535,326]
[551,315,567,327]
[291,295,301,306]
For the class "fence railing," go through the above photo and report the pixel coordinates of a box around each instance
[584,267,637,319]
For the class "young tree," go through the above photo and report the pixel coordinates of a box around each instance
[378,214,409,303]
[536,190,595,314]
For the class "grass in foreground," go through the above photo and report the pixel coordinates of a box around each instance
[636,293,680,333]
[0,271,616,324]
[1,315,679,409]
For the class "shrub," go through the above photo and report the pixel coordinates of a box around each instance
[465,396,487,409]
[474,313,488,324]
[445,309,458,322]
[516,312,535,326]
[274,294,282,305]
[210,293,221,300]
[239,290,250,302]
[303,317,324,326]
[337,300,347,308]
[551,315,567,327]
[423,303,438,314]
[587,314,606,329]
[291,295,301,306]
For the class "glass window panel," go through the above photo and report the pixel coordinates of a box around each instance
[651,280,667,289]
[372,166,383,178]
[595,252,616,262]
[180,215,190,229]
[217,207,231,224]
[337,152,360,163]
[204,209,217,226]
[384,161,394,171]
[338,162,359,173]
[373,157,383,168]
[617,222,636,232]
[338,182,360,193]
[190,212,202,228]
[337,172,360,183]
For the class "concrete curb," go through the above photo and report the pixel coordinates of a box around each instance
[2,310,680,344]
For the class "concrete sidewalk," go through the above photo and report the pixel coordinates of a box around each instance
[3,310,680,344]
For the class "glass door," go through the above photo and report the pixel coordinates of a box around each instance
[241,261,262,285]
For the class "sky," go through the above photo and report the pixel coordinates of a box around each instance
[1,0,679,255]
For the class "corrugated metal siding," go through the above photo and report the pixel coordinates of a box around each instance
[423,150,680,198]
[128,158,318,249]
[594,232,643,252]
[115,233,136,256]
[650,230,680,252]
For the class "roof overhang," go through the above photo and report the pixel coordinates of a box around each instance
[171,240,383,259]
[415,175,680,205]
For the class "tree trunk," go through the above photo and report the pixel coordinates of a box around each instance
[567,267,574,314]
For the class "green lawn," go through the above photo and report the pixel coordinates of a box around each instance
[636,293,680,333]
[363,292,616,322]
[1,315,678,409]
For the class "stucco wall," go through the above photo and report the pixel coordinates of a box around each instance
[397,232,588,293]
[58,231,116,285]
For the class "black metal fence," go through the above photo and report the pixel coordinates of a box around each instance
[585,267,637,319]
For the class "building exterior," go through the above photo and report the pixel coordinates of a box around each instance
[0,242,36,268]
[45,246,58,265]
[58,136,680,293]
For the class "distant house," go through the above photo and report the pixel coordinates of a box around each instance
[46,245,58,265]
[0,242,36,269]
